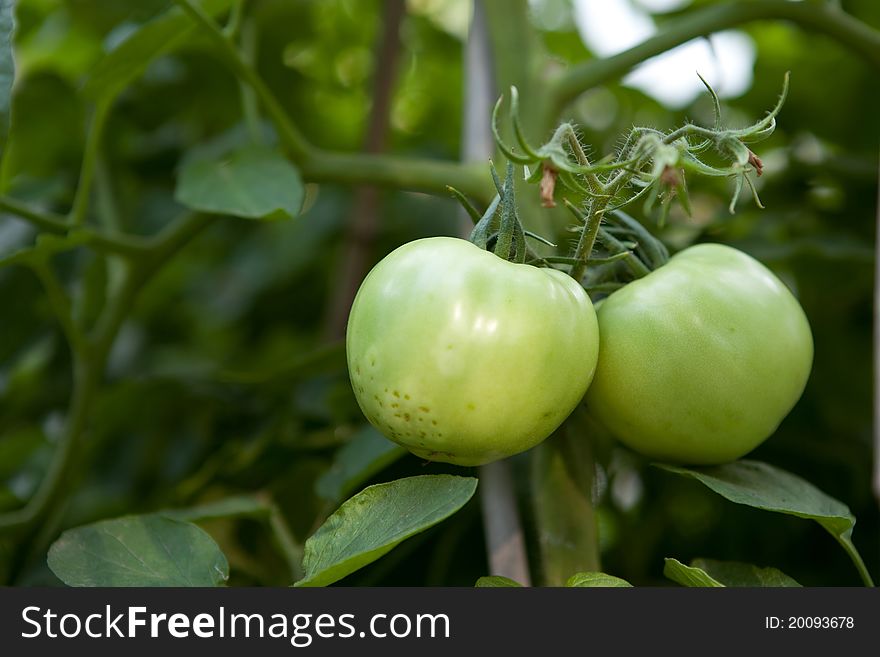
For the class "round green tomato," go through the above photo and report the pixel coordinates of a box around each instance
[346,237,599,466]
[585,243,813,465]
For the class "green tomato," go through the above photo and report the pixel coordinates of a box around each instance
[585,243,813,465]
[346,237,600,466]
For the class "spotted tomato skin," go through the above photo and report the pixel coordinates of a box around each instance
[346,237,600,466]
[585,243,814,465]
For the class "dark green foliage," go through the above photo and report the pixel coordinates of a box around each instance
[0,0,877,586]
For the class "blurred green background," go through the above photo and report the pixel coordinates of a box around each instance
[0,0,877,586]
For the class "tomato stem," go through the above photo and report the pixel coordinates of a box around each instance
[493,161,518,261]
[567,199,606,282]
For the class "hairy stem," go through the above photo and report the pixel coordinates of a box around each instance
[569,202,604,283]
[565,127,603,195]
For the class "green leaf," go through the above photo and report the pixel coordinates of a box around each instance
[83,0,235,101]
[175,146,304,219]
[295,475,478,587]
[664,558,724,587]
[657,460,873,586]
[47,514,229,587]
[476,576,523,587]
[566,572,633,587]
[315,426,407,504]
[0,0,14,163]
[691,558,801,587]
[161,495,269,523]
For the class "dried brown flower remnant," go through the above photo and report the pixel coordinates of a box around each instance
[747,149,764,176]
[540,163,558,208]
[660,164,680,187]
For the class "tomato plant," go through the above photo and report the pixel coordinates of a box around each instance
[584,243,814,465]
[346,236,599,466]
[0,0,875,593]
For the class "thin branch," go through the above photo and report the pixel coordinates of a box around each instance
[0,195,150,257]
[94,152,122,232]
[551,0,880,111]
[1,196,69,232]
[238,16,263,144]
[222,0,245,39]
[0,263,139,537]
[142,213,214,278]
[269,503,304,583]
[0,213,215,538]
[80,229,149,258]
[172,0,311,159]
[69,100,111,227]
[0,261,138,537]
[30,260,87,358]
[303,152,491,200]
[0,356,96,535]
[841,534,875,587]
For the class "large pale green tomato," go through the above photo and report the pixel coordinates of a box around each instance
[346,237,600,466]
[585,243,813,465]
